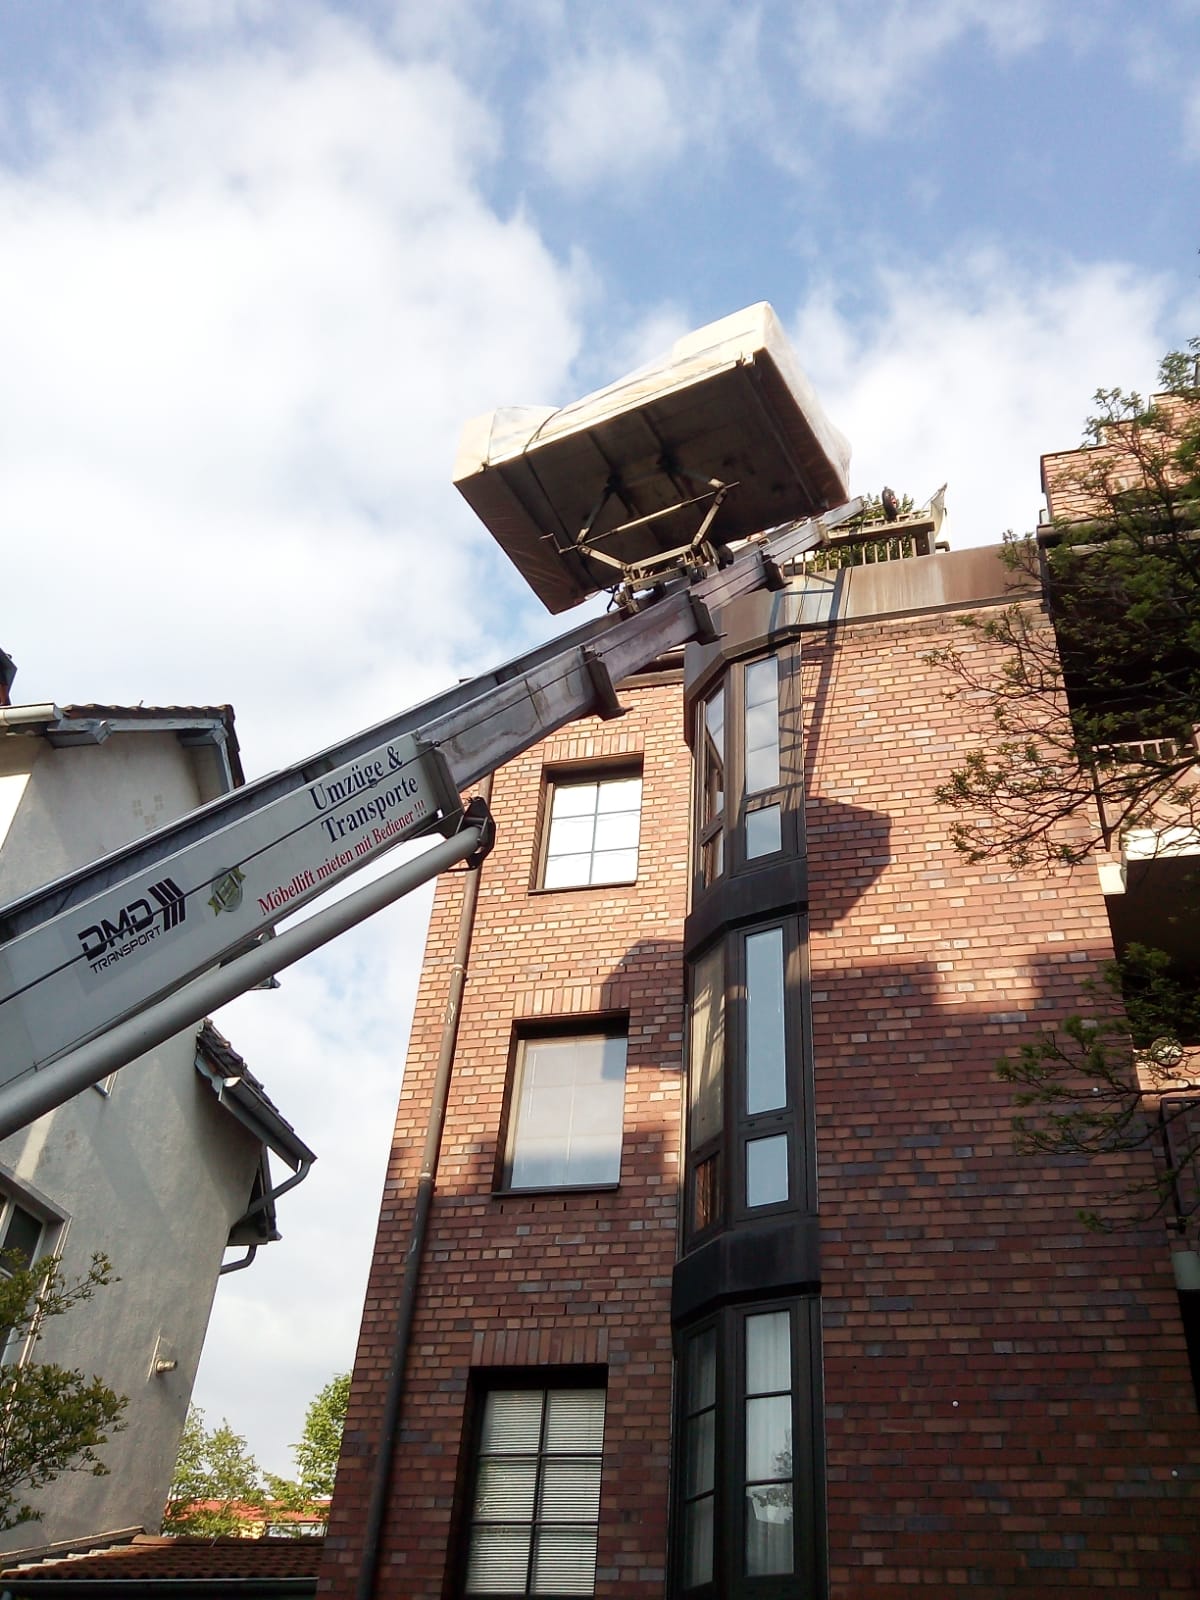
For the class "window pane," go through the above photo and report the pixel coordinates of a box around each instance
[595,777,642,813]
[547,815,596,857]
[746,1133,789,1208]
[481,1391,543,1454]
[593,812,639,852]
[745,1395,792,1482]
[589,849,638,884]
[683,1495,714,1589]
[685,1410,714,1497]
[743,658,780,794]
[1,1204,41,1272]
[467,1525,532,1593]
[543,854,593,890]
[693,1151,722,1232]
[746,1311,791,1395]
[545,1389,606,1452]
[745,927,786,1114]
[540,1460,602,1521]
[509,1037,626,1190]
[551,784,599,818]
[687,1327,717,1412]
[473,1458,538,1521]
[745,803,782,859]
[702,688,725,827]
[531,1527,598,1595]
[689,946,724,1150]
[745,1483,793,1576]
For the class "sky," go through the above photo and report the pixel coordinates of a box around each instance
[1,0,1198,1480]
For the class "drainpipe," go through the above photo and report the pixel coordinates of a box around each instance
[356,784,493,1600]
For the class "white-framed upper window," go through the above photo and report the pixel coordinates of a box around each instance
[465,1385,607,1597]
[503,1032,628,1191]
[540,772,642,890]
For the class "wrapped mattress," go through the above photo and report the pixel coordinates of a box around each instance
[453,302,851,613]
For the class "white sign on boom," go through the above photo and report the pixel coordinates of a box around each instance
[0,733,458,1092]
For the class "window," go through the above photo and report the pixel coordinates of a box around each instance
[699,688,726,887]
[0,1187,53,1363]
[540,772,642,890]
[692,649,803,894]
[674,1302,823,1596]
[465,1385,606,1597]
[685,920,808,1242]
[0,1193,43,1276]
[503,1032,627,1191]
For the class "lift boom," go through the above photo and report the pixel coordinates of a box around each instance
[0,503,859,1132]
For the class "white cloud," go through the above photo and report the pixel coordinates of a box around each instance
[782,0,1050,136]
[789,253,1178,544]
[0,14,585,1474]
[0,21,584,768]
[527,50,687,193]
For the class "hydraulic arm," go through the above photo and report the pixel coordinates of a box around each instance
[0,502,858,1131]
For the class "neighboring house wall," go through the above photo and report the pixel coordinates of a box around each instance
[326,546,1200,1599]
[0,715,274,1549]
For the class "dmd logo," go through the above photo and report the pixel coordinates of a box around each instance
[76,879,187,968]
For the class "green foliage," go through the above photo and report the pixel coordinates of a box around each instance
[930,339,1200,868]
[0,1253,127,1532]
[266,1372,349,1530]
[997,945,1200,1232]
[164,1406,264,1535]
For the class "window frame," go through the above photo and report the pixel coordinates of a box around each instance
[0,1183,60,1365]
[673,1301,825,1600]
[684,918,813,1247]
[534,764,644,894]
[457,1367,608,1600]
[497,1023,629,1195]
[691,652,802,901]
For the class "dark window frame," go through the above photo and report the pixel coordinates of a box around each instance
[495,1020,630,1196]
[684,918,813,1248]
[672,1300,825,1599]
[690,652,803,902]
[454,1366,609,1600]
[533,761,645,894]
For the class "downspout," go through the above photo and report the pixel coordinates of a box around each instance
[356,785,493,1600]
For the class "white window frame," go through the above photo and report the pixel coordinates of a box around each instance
[538,771,642,891]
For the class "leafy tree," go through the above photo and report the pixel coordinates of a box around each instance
[0,1252,127,1531]
[997,944,1200,1231]
[931,340,1200,869]
[267,1373,349,1531]
[930,341,1200,1228]
[164,1406,264,1535]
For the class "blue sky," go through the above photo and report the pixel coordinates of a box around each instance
[1,0,1198,1478]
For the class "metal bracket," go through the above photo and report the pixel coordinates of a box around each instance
[762,555,788,592]
[687,596,721,646]
[582,649,627,720]
[459,796,496,870]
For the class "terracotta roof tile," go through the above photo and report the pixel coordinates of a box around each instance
[0,1533,322,1582]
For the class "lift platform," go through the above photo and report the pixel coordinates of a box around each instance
[453,303,852,612]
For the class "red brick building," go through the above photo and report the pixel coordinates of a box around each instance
[323,535,1200,1597]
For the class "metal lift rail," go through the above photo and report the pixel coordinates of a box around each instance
[0,501,860,1135]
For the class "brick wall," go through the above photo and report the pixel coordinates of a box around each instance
[322,680,691,1599]
[804,611,1200,1596]
[324,594,1200,1599]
